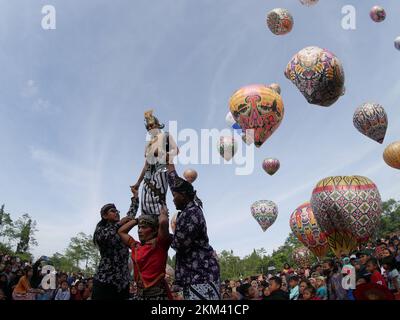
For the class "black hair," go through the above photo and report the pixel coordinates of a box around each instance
[367,257,379,268]
[304,285,316,296]
[381,257,397,271]
[289,275,299,282]
[269,276,282,288]
[283,263,291,269]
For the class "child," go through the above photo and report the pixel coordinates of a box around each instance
[288,275,300,300]
[54,280,70,300]
[366,258,387,287]
[303,286,320,300]
[315,276,328,300]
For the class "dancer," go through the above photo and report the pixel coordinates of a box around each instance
[132,110,178,215]
[166,154,220,300]
[118,188,172,300]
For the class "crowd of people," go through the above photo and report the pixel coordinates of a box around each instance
[220,235,400,300]
[0,255,95,300]
[1,111,400,301]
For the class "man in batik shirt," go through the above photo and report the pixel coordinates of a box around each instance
[166,159,220,300]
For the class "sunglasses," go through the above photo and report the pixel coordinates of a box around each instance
[109,209,120,214]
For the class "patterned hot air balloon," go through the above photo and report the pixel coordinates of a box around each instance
[370,6,386,23]
[285,46,345,107]
[229,84,284,148]
[383,141,400,169]
[292,247,312,268]
[353,103,388,144]
[251,200,278,232]
[299,0,319,6]
[311,176,382,258]
[268,83,281,95]
[395,37,400,51]
[217,136,237,161]
[266,8,294,36]
[289,202,329,259]
[262,158,280,175]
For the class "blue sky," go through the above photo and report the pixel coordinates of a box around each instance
[0,0,399,259]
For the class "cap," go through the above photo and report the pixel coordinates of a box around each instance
[350,254,357,259]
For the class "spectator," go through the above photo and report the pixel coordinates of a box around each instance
[54,280,70,300]
[322,259,348,300]
[289,275,300,300]
[264,276,289,300]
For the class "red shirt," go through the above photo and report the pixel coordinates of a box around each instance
[370,271,387,287]
[129,235,171,288]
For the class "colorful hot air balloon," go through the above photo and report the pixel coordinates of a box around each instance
[229,84,284,148]
[292,247,312,268]
[217,136,237,161]
[383,141,400,169]
[311,176,382,258]
[289,202,329,259]
[299,0,319,6]
[268,83,281,95]
[395,37,400,51]
[285,46,345,107]
[262,158,280,175]
[353,103,388,144]
[250,200,278,232]
[370,6,386,23]
[266,8,294,36]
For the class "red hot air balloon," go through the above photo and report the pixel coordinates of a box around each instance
[262,158,280,175]
[289,202,329,259]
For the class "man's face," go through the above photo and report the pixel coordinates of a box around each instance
[138,225,155,243]
[268,280,280,292]
[61,282,68,290]
[359,254,369,265]
[322,263,331,274]
[103,208,120,222]
[173,192,187,211]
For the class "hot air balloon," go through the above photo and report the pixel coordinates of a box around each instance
[183,169,198,183]
[229,84,284,148]
[311,176,382,258]
[250,200,278,232]
[285,46,345,107]
[395,37,400,51]
[289,202,329,259]
[266,8,294,36]
[268,83,281,95]
[299,0,319,6]
[383,141,400,169]
[353,103,388,144]
[370,6,386,23]
[218,136,237,161]
[292,247,312,268]
[262,158,280,175]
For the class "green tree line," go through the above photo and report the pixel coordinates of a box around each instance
[1,199,399,278]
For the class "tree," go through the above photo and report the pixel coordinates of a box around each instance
[65,232,100,274]
[14,214,38,254]
[378,199,400,238]
[0,204,16,246]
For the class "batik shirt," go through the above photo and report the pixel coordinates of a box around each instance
[327,271,348,300]
[168,170,220,287]
[93,197,139,291]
